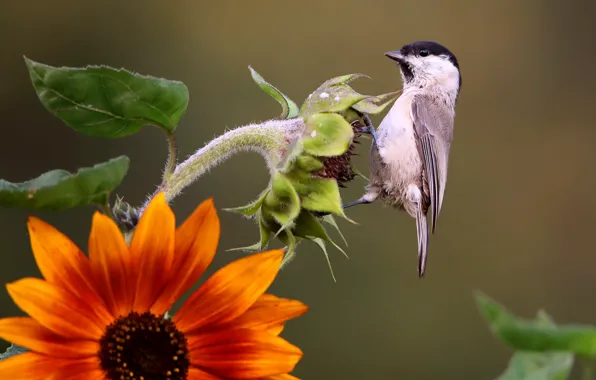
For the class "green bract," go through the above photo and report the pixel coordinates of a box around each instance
[226,72,400,280]
[25,57,189,137]
[249,66,299,119]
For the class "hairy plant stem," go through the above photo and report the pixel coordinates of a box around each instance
[139,118,305,213]
[162,133,178,182]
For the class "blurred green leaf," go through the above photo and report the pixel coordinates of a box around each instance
[249,66,299,119]
[302,113,354,157]
[497,351,573,380]
[264,172,301,227]
[224,190,269,217]
[0,156,129,211]
[496,312,573,380]
[0,344,27,361]
[476,292,596,358]
[352,91,400,114]
[25,57,188,137]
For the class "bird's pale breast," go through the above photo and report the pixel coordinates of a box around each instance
[377,92,423,198]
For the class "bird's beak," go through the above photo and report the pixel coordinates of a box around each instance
[385,50,405,62]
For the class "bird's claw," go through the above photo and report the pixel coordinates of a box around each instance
[360,115,380,150]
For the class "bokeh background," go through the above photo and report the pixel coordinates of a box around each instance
[1,1,595,379]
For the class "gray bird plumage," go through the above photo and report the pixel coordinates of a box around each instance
[345,41,461,277]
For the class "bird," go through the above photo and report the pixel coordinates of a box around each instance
[345,41,462,277]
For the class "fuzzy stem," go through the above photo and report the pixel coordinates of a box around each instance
[157,118,304,205]
[162,133,178,181]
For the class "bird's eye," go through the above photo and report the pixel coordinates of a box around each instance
[419,49,430,57]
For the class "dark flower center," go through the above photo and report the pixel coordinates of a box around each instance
[99,311,190,380]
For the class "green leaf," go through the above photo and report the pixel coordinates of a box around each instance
[249,66,299,119]
[475,292,596,358]
[25,57,189,137]
[302,113,354,157]
[496,312,574,380]
[0,156,129,211]
[352,91,400,114]
[0,344,27,361]
[496,351,574,380]
[223,190,269,217]
[301,83,368,116]
[263,172,301,227]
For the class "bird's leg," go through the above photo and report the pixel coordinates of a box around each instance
[360,114,380,150]
[312,197,372,218]
[343,198,372,209]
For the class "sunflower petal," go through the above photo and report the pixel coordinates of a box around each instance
[187,367,221,380]
[49,357,102,380]
[27,217,113,323]
[225,294,308,334]
[261,375,301,380]
[174,250,283,333]
[151,198,220,315]
[7,278,105,340]
[0,352,68,380]
[0,317,98,358]
[89,211,133,317]
[188,328,302,379]
[130,192,175,312]
[59,370,105,380]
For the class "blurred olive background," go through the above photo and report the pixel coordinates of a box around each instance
[1,1,595,379]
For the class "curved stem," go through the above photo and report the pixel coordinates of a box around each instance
[163,133,178,181]
[140,118,304,211]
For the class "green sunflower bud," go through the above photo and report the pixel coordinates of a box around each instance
[226,72,399,280]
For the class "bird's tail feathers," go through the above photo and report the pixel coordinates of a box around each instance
[415,203,429,277]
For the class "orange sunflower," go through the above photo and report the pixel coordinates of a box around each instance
[0,193,308,380]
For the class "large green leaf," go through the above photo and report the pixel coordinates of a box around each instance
[25,57,189,137]
[249,66,299,119]
[476,292,596,358]
[0,156,129,211]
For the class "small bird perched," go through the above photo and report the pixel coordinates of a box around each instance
[346,41,462,277]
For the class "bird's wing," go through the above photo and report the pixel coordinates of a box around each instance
[411,94,454,233]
